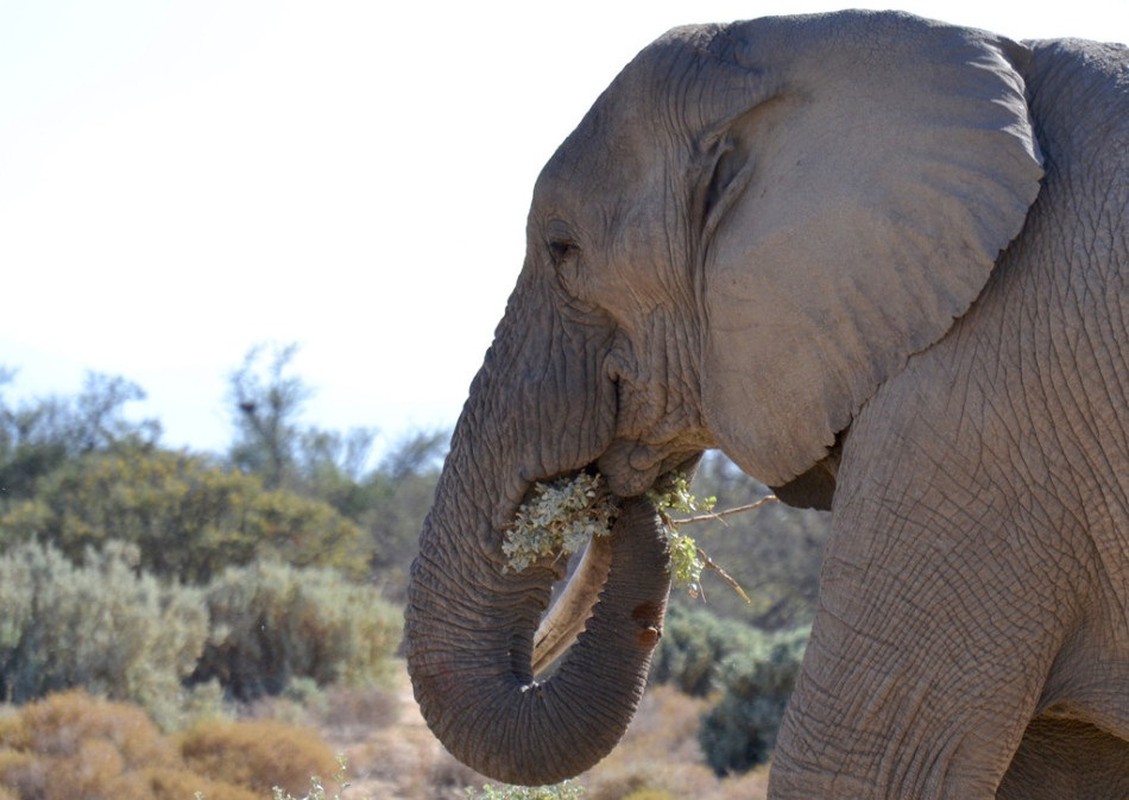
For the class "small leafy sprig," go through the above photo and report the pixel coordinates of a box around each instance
[647,473,715,593]
[465,780,585,799]
[656,478,778,602]
[504,471,775,601]
[502,473,618,573]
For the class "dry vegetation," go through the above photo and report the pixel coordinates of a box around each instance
[0,366,806,799]
[0,628,777,800]
[296,660,770,800]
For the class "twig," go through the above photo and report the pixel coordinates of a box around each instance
[697,546,752,604]
[670,495,777,604]
[672,495,778,526]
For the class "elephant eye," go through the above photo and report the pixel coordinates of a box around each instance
[548,238,579,266]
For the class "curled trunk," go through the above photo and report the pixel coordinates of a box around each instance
[406,495,671,785]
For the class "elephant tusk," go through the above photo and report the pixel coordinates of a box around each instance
[531,532,614,676]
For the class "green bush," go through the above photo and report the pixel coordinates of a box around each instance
[192,560,402,700]
[0,541,210,727]
[0,447,366,584]
[649,605,760,696]
[698,625,810,775]
[0,538,397,711]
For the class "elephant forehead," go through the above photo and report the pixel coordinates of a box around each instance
[536,44,697,202]
[538,114,647,202]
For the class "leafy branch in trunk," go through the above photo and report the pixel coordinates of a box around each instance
[502,473,617,572]
[504,471,776,600]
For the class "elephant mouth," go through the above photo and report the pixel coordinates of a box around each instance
[523,456,700,677]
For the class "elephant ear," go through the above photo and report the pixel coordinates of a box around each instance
[693,11,1044,487]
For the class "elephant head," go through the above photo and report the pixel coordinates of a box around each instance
[405,10,1043,785]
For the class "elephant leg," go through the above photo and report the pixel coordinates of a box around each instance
[998,716,1129,799]
[770,365,1088,797]
[770,510,1064,795]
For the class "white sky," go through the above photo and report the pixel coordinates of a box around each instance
[1,1,1124,458]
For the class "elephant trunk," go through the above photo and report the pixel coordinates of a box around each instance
[405,284,672,784]
[406,471,671,785]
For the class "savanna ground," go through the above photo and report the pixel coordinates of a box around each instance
[304,660,769,800]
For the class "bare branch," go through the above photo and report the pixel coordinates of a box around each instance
[698,546,752,605]
[672,495,778,526]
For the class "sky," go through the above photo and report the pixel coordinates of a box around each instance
[1,1,1125,459]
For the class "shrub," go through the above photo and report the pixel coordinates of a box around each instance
[0,690,177,765]
[698,625,810,775]
[192,560,402,700]
[0,691,181,800]
[178,718,339,795]
[0,691,334,800]
[649,605,760,696]
[0,446,366,584]
[144,767,260,800]
[0,541,210,727]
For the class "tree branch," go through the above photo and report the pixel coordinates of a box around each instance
[671,495,778,526]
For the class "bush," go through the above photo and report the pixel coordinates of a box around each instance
[0,691,255,800]
[0,541,210,727]
[192,560,403,700]
[178,718,339,795]
[649,605,760,696]
[144,767,260,800]
[698,625,810,775]
[0,537,397,712]
[0,446,366,584]
[0,691,336,800]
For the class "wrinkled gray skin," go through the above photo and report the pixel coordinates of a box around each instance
[405,10,1129,797]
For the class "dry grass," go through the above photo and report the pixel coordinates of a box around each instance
[582,684,770,800]
[0,691,325,800]
[178,718,340,796]
[0,663,769,800]
[317,661,769,800]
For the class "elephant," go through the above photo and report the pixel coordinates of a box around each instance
[404,9,1128,798]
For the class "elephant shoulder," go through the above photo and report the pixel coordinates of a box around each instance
[1023,38,1129,167]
